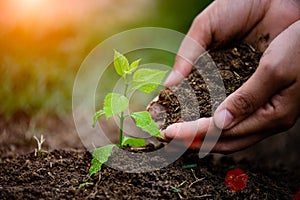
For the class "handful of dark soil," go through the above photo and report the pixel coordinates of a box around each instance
[148,43,262,129]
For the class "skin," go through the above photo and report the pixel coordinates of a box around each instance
[162,0,300,153]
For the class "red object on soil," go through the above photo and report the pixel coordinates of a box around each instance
[225,168,248,192]
[292,189,300,200]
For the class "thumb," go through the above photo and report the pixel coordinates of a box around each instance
[213,51,292,130]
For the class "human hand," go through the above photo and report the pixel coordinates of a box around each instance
[162,0,300,152]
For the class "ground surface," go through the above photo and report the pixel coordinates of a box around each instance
[1,44,299,199]
[0,149,298,199]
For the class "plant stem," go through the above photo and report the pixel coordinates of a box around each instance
[118,76,129,148]
[119,112,124,148]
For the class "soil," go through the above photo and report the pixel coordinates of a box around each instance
[148,43,262,129]
[1,43,299,199]
[0,149,298,199]
[0,112,83,158]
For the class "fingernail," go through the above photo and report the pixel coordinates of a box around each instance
[161,127,173,139]
[161,130,167,137]
[214,109,233,129]
[157,131,171,142]
[164,70,184,87]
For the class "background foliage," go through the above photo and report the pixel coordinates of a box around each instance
[0,0,213,118]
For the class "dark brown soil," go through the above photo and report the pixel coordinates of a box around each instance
[0,112,83,158]
[1,43,299,199]
[0,149,297,199]
[148,43,262,129]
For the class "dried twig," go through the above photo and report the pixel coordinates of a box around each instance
[177,180,187,188]
[194,194,213,198]
[189,178,205,188]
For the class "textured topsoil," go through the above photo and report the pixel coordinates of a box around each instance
[0,43,299,199]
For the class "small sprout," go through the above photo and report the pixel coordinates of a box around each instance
[170,186,182,193]
[34,134,45,156]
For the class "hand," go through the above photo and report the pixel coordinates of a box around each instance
[162,0,300,153]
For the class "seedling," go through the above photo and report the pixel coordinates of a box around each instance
[89,50,167,176]
[34,134,45,156]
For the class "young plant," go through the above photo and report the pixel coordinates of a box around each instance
[33,134,45,156]
[89,50,166,176]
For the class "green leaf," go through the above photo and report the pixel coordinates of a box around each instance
[182,164,197,169]
[114,50,129,77]
[130,111,163,138]
[89,158,101,176]
[89,144,115,176]
[122,136,146,147]
[127,59,141,74]
[103,93,129,119]
[92,109,105,127]
[132,68,167,94]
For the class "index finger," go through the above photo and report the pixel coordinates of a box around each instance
[164,0,269,87]
[164,23,208,87]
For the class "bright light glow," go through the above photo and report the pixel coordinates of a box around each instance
[5,0,48,25]
[1,0,153,30]
[3,0,77,28]
[12,0,45,12]
[19,0,42,6]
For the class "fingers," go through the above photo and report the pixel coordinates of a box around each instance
[161,118,210,150]
[215,83,300,153]
[164,4,214,88]
[161,2,300,154]
[219,88,299,139]
[212,20,300,151]
[165,0,269,87]
[211,86,300,154]
[161,81,300,152]
[213,42,296,130]
[164,35,207,88]
[161,118,210,139]
[160,115,271,152]
[244,0,300,51]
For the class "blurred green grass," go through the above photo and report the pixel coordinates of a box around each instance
[0,0,212,119]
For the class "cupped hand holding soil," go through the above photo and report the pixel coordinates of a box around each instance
[150,0,300,152]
